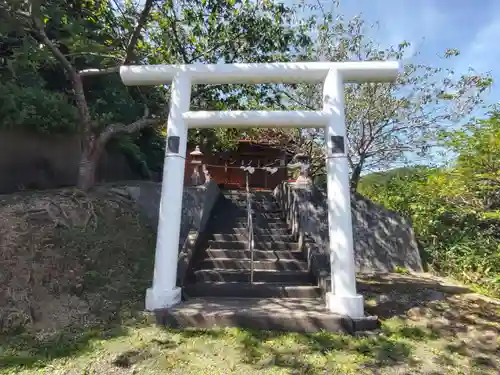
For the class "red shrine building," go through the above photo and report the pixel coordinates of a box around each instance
[184,140,294,190]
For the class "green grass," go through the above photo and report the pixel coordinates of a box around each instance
[0,321,431,374]
[1,292,498,375]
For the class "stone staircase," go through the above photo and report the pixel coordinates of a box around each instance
[157,189,377,333]
[184,189,321,299]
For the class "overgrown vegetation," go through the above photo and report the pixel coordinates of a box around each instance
[359,111,500,297]
[0,187,156,336]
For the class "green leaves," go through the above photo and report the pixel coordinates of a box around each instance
[0,0,158,134]
[281,4,492,185]
[142,0,310,150]
[359,111,500,297]
[0,81,79,133]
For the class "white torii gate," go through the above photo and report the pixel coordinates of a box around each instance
[120,61,400,319]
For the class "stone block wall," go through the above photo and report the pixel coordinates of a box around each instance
[274,182,423,274]
[0,131,142,194]
[113,180,221,285]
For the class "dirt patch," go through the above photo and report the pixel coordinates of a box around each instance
[0,187,156,338]
[359,273,500,373]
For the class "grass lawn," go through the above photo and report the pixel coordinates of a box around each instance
[1,274,498,375]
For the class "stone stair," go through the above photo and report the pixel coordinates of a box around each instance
[159,189,378,333]
[184,189,321,299]
[156,297,358,333]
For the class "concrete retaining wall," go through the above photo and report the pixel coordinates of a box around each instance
[0,131,142,194]
[114,180,220,249]
[274,182,422,274]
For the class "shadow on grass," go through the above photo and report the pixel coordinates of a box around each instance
[0,325,125,369]
[166,327,416,372]
[358,273,499,333]
[154,273,500,373]
[358,273,472,318]
[0,309,152,370]
[358,273,500,372]
[169,274,498,372]
[2,269,498,374]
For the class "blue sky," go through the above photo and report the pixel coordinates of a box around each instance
[320,0,500,109]
[292,0,500,168]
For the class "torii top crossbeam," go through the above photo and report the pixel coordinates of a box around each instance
[120,61,400,85]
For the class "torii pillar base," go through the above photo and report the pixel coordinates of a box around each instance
[326,293,364,319]
[146,287,182,311]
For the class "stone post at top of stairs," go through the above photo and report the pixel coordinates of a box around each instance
[292,153,313,187]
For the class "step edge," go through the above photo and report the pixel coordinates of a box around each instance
[201,258,306,263]
[185,281,314,285]
[206,249,303,253]
[185,283,320,289]
[193,269,310,274]
[209,240,296,244]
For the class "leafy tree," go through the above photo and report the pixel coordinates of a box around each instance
[358,166,432,201]
[1,0,159,189]
[146,0,311,152]
[359,111,500,296]
[440,111,500,211]
[280,4,492,190]
[1,0,313,189]
[0,81,79,133]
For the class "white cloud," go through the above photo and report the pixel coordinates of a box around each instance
[454,16,500,74]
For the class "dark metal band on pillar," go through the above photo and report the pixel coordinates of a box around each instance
[330,135,345,154]
[326,135,346,159]
[167,136,180,154]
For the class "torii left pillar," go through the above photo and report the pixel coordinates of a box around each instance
[143,73,191,309]
[120,61,400,317]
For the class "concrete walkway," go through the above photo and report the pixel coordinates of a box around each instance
[156,297,377,333]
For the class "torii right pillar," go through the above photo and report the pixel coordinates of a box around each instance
[323,69,364,318]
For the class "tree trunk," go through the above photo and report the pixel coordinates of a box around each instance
[77,152,97,191]
[76,136,104,191]
[29,0,156,191]
[350,168,361,192]
[72,70,98,191]
[349,152,367,192]
[350,162,363,192]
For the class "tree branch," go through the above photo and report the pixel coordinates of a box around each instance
[79,67,120,77]
[98,108,160,146]
[123,0,155,65]
[29,0,91,128]
[31,6,77,77]
[66,52,123,60]
[169,9,190,63]
[77,0,155,76]
[273,87,316,110]
[28,1,117,82]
